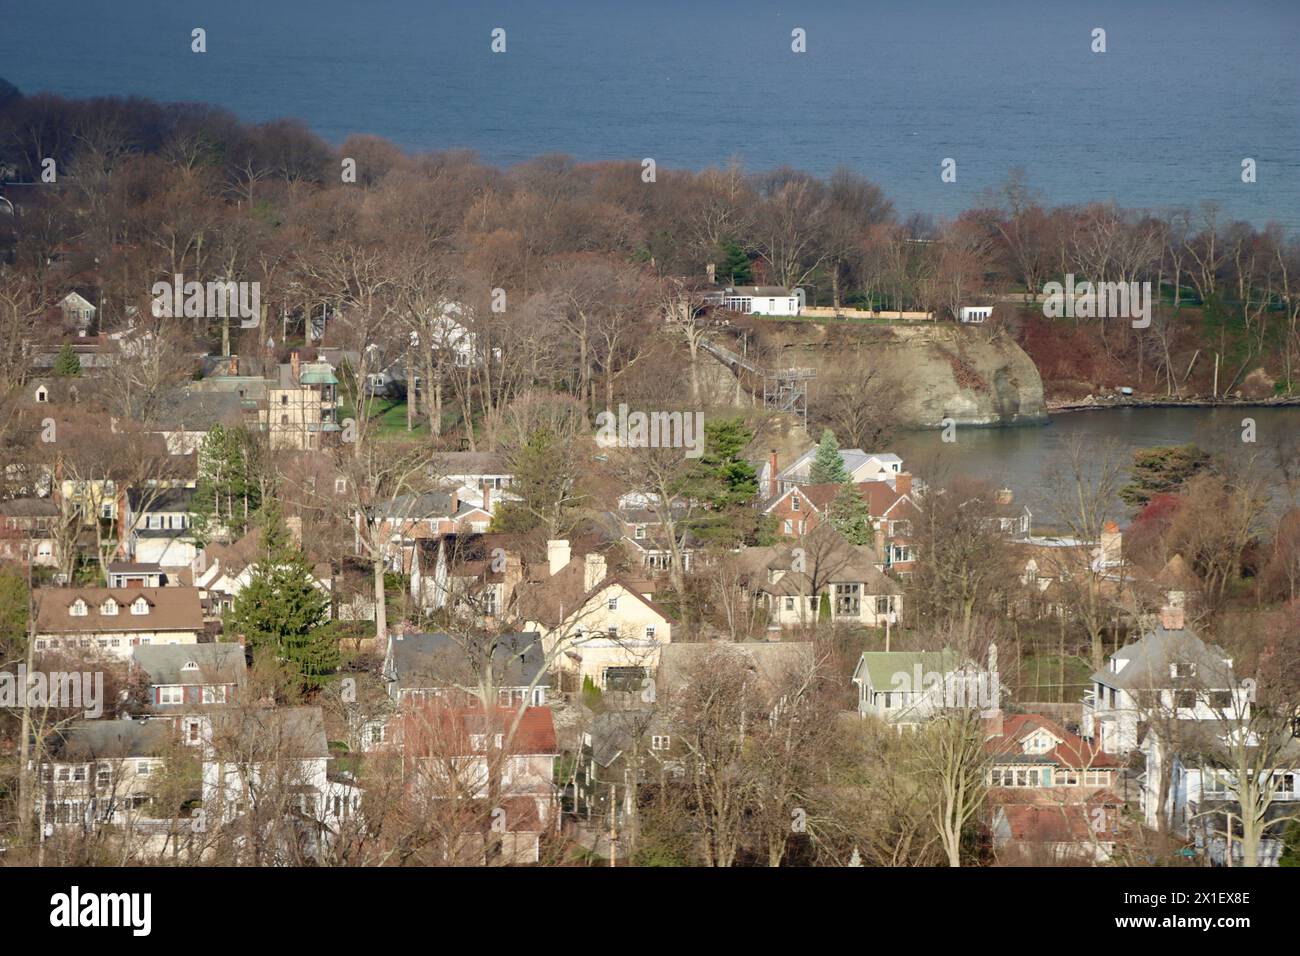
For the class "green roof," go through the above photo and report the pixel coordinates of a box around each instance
[299,367,338,385]
[854,649,959,690]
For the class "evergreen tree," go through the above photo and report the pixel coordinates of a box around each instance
[226,505,338,691]
[830,481,873,546]
[810,429,849,484]
[683,418,761,546]
[191,425,261,543]
[53,344,81,377]
[1119,444,1213,509]
[0,564,28,660]
[715,238,753,286]
[685,418,758,509]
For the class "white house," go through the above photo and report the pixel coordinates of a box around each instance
[1082,593,1250,756]
[201,706,362,831]
[1141,727,1300,866]
[719,286,801,316]
[959,305,993,324]
[852,647,1000,725]
[774,448,904,495]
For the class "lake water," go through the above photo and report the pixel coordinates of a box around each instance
[894,405,1300,520]
[2,0,1297,229]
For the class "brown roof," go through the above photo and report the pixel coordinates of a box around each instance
[35,587,204,634]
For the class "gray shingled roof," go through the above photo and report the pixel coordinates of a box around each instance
[47,719,172,760]
[131,642,247,686]
[388,631,548,691]
[1092,624,1236,690]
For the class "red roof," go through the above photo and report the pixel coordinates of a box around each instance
[986,714,1121,770]
[395,705,558,756]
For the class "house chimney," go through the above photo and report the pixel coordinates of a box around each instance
[995,487,1013,505]
[1160,594,1185,631]
[895,472,913,497]
[290,350,301,383]
[984,708,1004,738]
[706,262,717,285]
[583,552,607,592]
[873,525,886,562]
[482,479,491,513]
[547,539,571,577]
[768,449,778,499]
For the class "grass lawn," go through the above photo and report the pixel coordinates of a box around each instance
[339,398,431,437]
[1015,652,1093,705]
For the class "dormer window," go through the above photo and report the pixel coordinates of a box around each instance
[35,386,48,403]
[1170,662,1196,679]
[100,599,118,616]
[182,660,199,671]
[70,599,88,617]
[633,525,646,540]
[131,597,149,615]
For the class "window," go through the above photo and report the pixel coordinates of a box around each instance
[280,395,289,406]
[644,625,656,640]
[186,720,201,744]
[1170,662,1197,679]
[36,386,48,403]
[791,495,800,511]
[71,766,87,783]
[876,595,894,614]
[96,764,111,790]
[651,735,670,751]
[1209,691,1232,710]
[335,477,347,494]
[606,624,618,637]
[607,596,618,611]
[131,598,149,615]
[136,761,152,776]
[158,686,183,705]
[100,599,118,616]
[202,686,227,704]
[783,520,793,534]
[784,597,795,611]
[69,599,87,617]
[834,583,861,616]
[633,525,646,540]
[1175,691,1197,709]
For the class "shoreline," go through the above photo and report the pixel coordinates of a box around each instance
[1046,396,1300,414]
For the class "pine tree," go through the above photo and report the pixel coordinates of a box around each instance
[191,425,261,544]
[716,238,753,286]
[810,429,848,484]
[227,506,338,691]
[53,344,81,377]
[830,482,873,546]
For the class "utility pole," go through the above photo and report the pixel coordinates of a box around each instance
[608,784,617,867]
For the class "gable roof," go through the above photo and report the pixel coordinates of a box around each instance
[987,714,1121,770]
[208,706,330,759]
[387,631,547,691]
[131,642,247,686]
[395,704,558,756]
[852,650,960,690]
[1092,624,1236,690]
